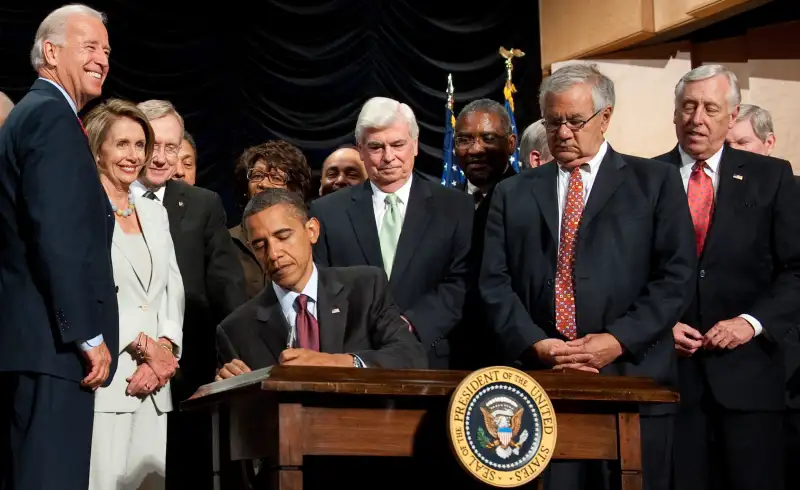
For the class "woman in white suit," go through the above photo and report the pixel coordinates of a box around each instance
[83,99,184,490]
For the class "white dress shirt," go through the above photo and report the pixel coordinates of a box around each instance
[130,179,167,202]
[555,140,608,244]
[677,145,764,337]
[40,77,103,351]
[371,174,413,233]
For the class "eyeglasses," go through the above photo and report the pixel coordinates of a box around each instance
[454,132,506,149]
[544,109,604,133]
[153,142,180,157]
[247,168,288,186]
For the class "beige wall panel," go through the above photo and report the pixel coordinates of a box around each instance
[540,0,655,68]
[550,45,693,159]
[685,0,753,18]
[653,0,694,32]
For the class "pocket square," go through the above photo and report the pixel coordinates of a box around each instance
[332,308,340,314]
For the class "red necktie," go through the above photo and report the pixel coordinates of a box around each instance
[686,161,714,256]
[78,117,88,138]
[555,167,584,340]
[295,294,320,351]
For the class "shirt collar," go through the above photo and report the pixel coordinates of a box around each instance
[271,263,319,314]
[130,179,167,201]
[557,140,609,175]
[678,144,724,174]
[38,77,77,115]
[371,174,413,205]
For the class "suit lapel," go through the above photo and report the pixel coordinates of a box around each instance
[316,268,347,354]
[391,177,433,284]
[255,287,291,362]
[163,180,187,228]
[112,223,149,293]
[346,183,383,267]
[136,201,158,292]
[530,162,559,243]
[579,148,626,233]
[702,146,746,258]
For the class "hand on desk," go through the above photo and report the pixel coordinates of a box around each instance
[216,359,251,381]
[279,348,353,367]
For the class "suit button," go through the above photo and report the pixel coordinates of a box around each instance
[546,279,554,287]
[115,286,119,293]
[141,304,148,312]
[699,270,706,278]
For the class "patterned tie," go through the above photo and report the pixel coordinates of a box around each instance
[294,294,320,352]
[554,167,584,340]
[379,194,402,278]
[686,161,714,256]
[143,190,158,201]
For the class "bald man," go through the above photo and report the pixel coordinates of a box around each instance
[0,92,14,126]
[318,146,366,196]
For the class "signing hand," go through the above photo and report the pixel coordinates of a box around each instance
[126,363,161,398]
[673,322,703,357]
[532,338,599,373]
[142,336,178,383]
[215,359,251,381]
[279,348,353,367]
[703,317,755,350]
[549,333,623,371]
[81,341,112,390]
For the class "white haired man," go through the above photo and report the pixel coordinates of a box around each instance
[309,96,474,369]
[725,103,776,156]
[0,91,14,126]
[0,4,118,490]
[519,118,553,168]
[655,64,800,490]
[481,63,696,490]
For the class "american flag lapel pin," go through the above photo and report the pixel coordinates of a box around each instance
[733,174,743,180]
[178,201,185,207]
[332,307,340,314]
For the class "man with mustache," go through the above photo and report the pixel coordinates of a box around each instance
[656,65,800,490]
[0,5,118,489]
[309,97,473,369]
[481,63,696,490]
[450,98,517,368]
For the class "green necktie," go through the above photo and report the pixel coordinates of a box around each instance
[379,193,402,278]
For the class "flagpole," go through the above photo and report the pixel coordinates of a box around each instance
[499,47,525,172]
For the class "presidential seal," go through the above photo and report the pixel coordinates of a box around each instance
[447,366,557,488]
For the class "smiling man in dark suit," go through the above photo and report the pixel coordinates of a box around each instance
[481,63,696,490]
[216,188,427,374]
[656,65,800,490]
[309,97,473,369]
[0,5,118,490]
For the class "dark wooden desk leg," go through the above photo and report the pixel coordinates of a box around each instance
[618,412,643,490]
[212,409,221,490]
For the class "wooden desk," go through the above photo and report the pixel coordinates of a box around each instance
[183,366,677,490]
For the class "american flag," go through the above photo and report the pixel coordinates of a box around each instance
[504,80,521,173]
[441,74,465,188]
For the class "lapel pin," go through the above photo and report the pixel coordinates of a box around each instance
[178,201,184,207]
[733,174,743,180]
[332,308,340,314]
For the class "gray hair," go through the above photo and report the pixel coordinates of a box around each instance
[31,4,106,72]
[455,98,512,135]
[136,99,185,132]
[675,64,741,109]
[735,103,774,142]
[355,97,419,143]
[538,63,615,115]
[519,119,552,167]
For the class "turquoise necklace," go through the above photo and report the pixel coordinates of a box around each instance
[110,190,136,217]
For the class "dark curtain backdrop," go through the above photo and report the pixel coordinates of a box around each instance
[0,0,541,222]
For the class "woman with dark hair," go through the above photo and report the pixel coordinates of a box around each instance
[230,140,312,298]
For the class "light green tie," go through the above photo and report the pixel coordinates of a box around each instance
[379,194,402,278]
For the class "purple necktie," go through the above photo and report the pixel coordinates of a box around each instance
[295,294,319,351]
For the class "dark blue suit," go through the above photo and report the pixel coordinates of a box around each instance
[0,79,119,490]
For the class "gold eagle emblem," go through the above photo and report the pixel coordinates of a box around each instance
[480,405,524,449]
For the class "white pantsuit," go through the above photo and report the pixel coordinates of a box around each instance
[90,195,184,490]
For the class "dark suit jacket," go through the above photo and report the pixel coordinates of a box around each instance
[481,146,697,415]
[162,179,247,398]
[216,265,428,370]
[309,174,473,368]
[0,79,118,383]
[655,145,800,411]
